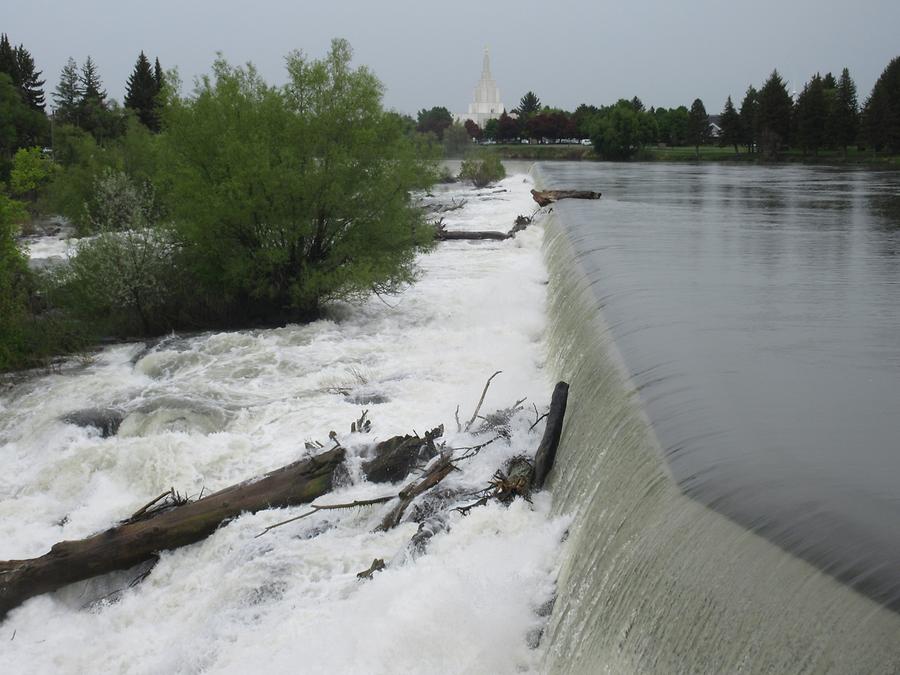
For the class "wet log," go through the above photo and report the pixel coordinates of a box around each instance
[361,426,442,483]
[532,382,569,490]
[434,223,510,241]
[378,453,456,531]
[0,448,346,618]
[530,189,601,207]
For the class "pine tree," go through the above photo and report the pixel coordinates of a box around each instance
[686,98,709,158]
[153,57,164,94]
[796,74,827,155]
[515,91,541,117]
[831,67,859,155]
[53,57,82,124]
[14,45,45,111]
[757,70,793,156]
[739,86,759,152]
[79,56,106,103]
[862,57,900,154]
[823,72,837,89]
[719,96,741,153]
[0,34,17,84]
[125,51,158,130]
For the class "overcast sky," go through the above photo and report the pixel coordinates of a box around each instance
[4,0,899,116]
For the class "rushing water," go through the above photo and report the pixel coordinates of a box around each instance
[538,162,900,673]
[1,174,567,674]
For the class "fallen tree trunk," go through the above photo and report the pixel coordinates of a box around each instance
[532,382,569,490]
[530,189,601,207]
[435,228,510,241]
[0,426,446,619]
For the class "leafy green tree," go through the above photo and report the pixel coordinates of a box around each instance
[739,85,759,152]
[719,96,741,153]
[442,122,471,156]
[10,146,57,205]
[458,151,505,187]
[125,52,161,131]
[862,56,900,154]
[0,74,48,175]
[53,57,82,125]
[160,39,438,323]
[416,106,453,140]
[795,74,827,155]
[514,91,541,117]
[483,117,499,141]
[757,70,793,156]
[590,103,655,160]
[686,98,709,158]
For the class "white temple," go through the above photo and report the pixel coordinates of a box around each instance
[457,48,506,127]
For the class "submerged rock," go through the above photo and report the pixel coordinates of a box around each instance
[61,408,125,438]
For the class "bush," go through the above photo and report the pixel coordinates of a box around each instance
[458,152,506,187]
[0,194,31,370]
[159,39,438,323]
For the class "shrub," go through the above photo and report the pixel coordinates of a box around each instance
[458,152,506,187]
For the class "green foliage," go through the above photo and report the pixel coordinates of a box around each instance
[515,91,541,117]
[795,74,827,155]
[458,151,506,187]
[687,98,710,156]
[719,96,742,152]
[416,106,453,140]
[483,118,499,141]
[830,68,859,153]
[0,73,49,178]
[52,57,81,125]
[0,192,30,370]
[654,106,689,146]
[757,70,793,155]
[590,102,657,160]
[160,39,438,322]
[739,86,759,152]
[10,146,57,203]
[863,56,900,153]
[443,122,472,156]
[125,52,162,131]
[496,112,520,142]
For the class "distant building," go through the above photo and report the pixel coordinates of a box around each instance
[456,48,507,127]
[708,114,723,139]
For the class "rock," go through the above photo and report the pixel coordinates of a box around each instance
[61,408,126,438]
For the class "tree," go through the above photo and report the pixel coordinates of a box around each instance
[590,102,655,160]
[125,52,160,131]
[686,98,709,158]
[463,118,482,140]
[630,96,645,113]
[415,106,453,140]
[153,57,164,94]
[458,151,505,187]
[53,57,82,125]
[79,56,106,102]
[160,39,438,323]
[795,74,828,155]
[483,117,499,141]
[496,111,520,142]
[757,70,793,156]
[514,91,541,117]
[739,85,759,152]
[823,72,837,89]
[14,45,45,111]
[9,146,57,205]
[719,96,741,153]
[862,56,900,154]
[442,122,471,156]
[0,35,16,84]
[0,74,47,173]
[0,190,31,371]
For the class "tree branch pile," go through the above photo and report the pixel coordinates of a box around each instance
[0,378,569,618]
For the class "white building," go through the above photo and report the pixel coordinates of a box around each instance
[456,48,506,127]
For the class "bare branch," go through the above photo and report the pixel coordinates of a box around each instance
[465,371,502,431]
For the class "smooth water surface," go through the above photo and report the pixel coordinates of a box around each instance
[538,162,900,607]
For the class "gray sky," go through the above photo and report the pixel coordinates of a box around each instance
[4,0,899,116]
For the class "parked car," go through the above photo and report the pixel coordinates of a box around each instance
[580,138,592,146]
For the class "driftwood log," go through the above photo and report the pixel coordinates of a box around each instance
[0,429,440,619]
[530,189,602,207]
[0,383,569,619]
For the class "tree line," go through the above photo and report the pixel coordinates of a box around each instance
[415,55,900,161]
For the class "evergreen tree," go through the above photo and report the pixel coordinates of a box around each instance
[0,35,17,84]
[630,96,645,113]
[686,98,709,158]
[823,72,837,89]
[830,67,859,155]
[79,56,106,103]
[862,56,900,154]
[719,96,741,153]
[739,85,759,152]
[757,70,793,156]
[153,58,164,94]
[124,52,159,130]
[795,74,827,155]
[53,57,82,125]
[514,91,541,117]
[14,45,45,111]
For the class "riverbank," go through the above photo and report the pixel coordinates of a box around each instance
[483,143,900,166]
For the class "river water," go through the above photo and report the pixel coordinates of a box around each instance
[538,162,900,673]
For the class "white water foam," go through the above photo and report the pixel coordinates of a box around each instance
[1,172,567,674]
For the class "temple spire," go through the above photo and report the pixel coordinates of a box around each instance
[482,47,491,78]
